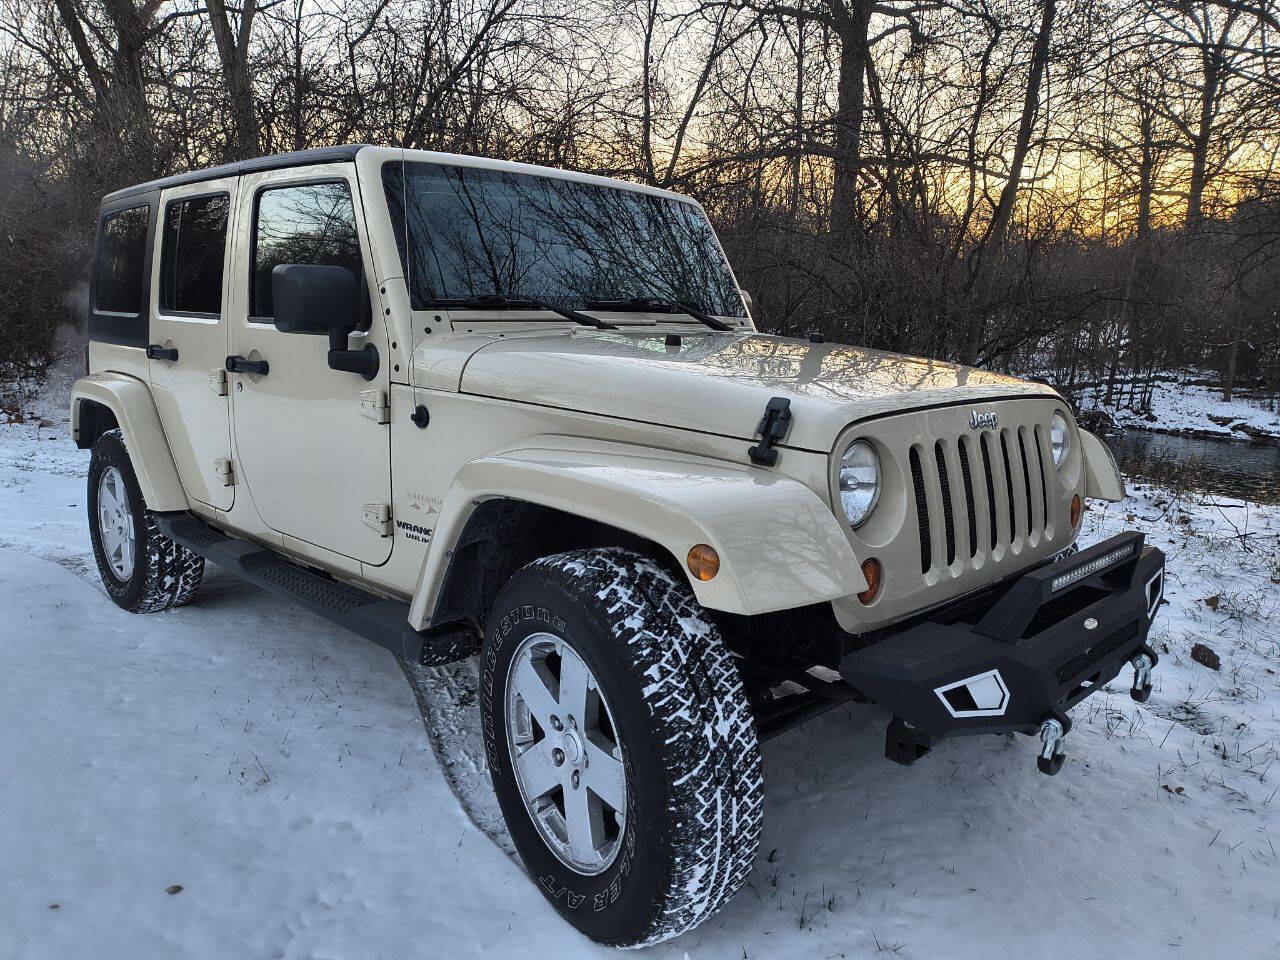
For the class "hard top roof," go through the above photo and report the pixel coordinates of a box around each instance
[101,145,369,204]
[101,144,696,208]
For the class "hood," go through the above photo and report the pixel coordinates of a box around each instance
[452,330,1058,452]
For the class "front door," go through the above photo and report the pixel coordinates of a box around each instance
[148,177,237,511]
[227,166,392,565]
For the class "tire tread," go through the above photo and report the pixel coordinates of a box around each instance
[529,548,763,947]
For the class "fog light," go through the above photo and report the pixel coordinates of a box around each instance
[1070,494,1082,528]
[857,558,882,604]
[687,543,720,581]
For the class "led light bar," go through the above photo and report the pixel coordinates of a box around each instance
[1050,542,1136,593]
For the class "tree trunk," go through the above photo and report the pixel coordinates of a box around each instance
[962,0,1056,366]
[1186,49,1220,227]
[207,0,261,161]
[829,0,872,246]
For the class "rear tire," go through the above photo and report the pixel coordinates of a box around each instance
[480,548,762,947]
[88,429,204,613]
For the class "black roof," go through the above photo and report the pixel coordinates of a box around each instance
[102,144,371,204]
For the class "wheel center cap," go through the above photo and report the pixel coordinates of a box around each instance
[561,729,583,765]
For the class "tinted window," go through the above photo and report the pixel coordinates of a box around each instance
[159,194,229,314]
[95,205,150,314]
[252,182,361,318]
[382,161,745,317]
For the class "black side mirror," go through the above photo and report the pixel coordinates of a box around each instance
[272,263,357,334]
[271,263,379,380]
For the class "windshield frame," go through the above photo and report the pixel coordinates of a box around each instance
[380,157,748,322]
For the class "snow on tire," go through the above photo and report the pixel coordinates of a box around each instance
[480,547,763,947]
[88,429,205,613]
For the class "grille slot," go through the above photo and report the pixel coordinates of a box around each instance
[910,446,931,574]
[999,430,1018,539]
[934,441,956,566]
[958,438,978,558]
[1035,426,1048,519]
[1017,427,1034,534]
[980,433,998,551]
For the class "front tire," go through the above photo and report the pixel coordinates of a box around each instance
[88,429,204,613]
[480,548,762,947]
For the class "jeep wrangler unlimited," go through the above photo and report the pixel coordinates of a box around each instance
[72,145,1164,947]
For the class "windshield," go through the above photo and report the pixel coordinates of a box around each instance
[382,160,746,317]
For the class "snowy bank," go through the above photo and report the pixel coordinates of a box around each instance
[2,400,1279,959]
[1077,373,1280,442]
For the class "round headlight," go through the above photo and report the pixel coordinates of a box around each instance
[1050,411,1070,467]
[839,440,881,528]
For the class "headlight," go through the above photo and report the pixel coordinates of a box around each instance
[838,440,881,528]
[1050,411,1070,467]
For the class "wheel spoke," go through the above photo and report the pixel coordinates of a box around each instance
[563,779,602,863]
[118,531,134,575]
[510,655,559,730]
[515,742,562,801]
[557,645,592,719]
[583,737,625,813]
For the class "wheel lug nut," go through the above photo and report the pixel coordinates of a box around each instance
[552,747,565,766]
[550,716,563,731]
[571,770,580,790]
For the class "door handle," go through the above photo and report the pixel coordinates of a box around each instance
[225,355,269,376]
[146,344,179,362]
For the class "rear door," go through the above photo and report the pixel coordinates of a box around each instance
[226,165,393,564]
[148,178,237,511]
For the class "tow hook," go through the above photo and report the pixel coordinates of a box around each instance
[1129,645,1158,703]
[1037,717,1069,776]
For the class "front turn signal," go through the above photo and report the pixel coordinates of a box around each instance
[1070,494,1082,529]
[858,558,882,604]
[687,543,720,581]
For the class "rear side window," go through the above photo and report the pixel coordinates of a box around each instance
[251,181,361,319]
[159,194,229,315]
[95,205,150,314]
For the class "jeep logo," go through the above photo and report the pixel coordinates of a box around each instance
[969,410,999,430]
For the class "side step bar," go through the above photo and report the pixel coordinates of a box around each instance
[155,513,477,665]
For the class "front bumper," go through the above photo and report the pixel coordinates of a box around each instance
[840,532,1165,745]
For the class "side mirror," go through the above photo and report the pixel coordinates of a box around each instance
[271,263,379,380]
[272,263,358,334]
[739,289,753,311]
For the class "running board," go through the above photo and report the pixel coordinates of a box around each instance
[155,513,478,665]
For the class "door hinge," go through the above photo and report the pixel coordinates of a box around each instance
[214,458,235,486]
[363,502,392,537]
[359,389,390,424]
[209,368,228,396]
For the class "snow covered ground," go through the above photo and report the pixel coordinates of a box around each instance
[1079,373,1280,440]
[3,377,1279,959]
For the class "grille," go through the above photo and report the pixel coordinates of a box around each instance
[909,424,1052,575]
[1054,620,1140,685]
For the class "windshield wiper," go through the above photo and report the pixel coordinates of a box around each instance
[583,297,734,332]
[424,294,617,330]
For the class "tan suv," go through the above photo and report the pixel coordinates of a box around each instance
[71,145,1165,947]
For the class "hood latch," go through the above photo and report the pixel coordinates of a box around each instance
[748,396,792,466]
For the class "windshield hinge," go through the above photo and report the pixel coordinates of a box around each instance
[359,388,390,424]
[363,502,393,537]
[748,397,792,467]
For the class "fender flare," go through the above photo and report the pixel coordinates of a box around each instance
[70,373,189,512]
[407,437,866,627]
[1079,428,1125,502]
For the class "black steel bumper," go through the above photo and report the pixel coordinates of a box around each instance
[840,532,1165,744]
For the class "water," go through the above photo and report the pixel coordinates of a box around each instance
[1106,429,1280,504]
